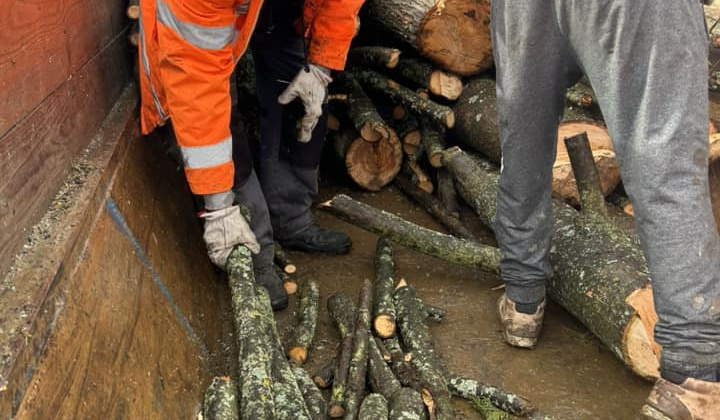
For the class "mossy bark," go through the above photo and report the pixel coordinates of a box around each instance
[368,331,402,400]
[288,280,320,365]
[394,284,454,420]
[388,387,428,420]
[354,69,455,129]
[447,374,534,417]
[373,237,397,338]
[226,246,275,420]
[359,393,390,420]
[470,397,511,420]
[327,294,357,418]
[343,279,374,420]
[321,194,500,273]
[202,376,239,420]
[293,366,329,420]
[441,147,657,379]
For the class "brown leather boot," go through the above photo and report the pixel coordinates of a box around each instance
[497,293,545,349]
[641,378,720,420]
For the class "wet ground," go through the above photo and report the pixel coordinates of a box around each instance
[267,141,720,420]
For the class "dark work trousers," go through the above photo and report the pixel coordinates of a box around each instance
[251,29,328,240]
[492,0,720,379]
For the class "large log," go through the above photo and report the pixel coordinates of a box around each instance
[226,247,275,419]
[320,194,500,273]
[441,147,660,379]
[333,125,403,191]
[354,70,455,129]
[364,0,492,75]
[287,280,321,365]
[451,78,620,205]
[202,376,239,420]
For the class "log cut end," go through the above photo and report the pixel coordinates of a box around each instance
[283,280,299,295]
[373,315,397,339]
[429,150,444,168]
[288,347,308,365]
[554,121,619,205]
[328,405,345,418]
[417,0,493,75]
[402,131,422,155]
[710,133,720,163]
[429,71,464,101]
[387,50,402,68]
[127,5,140,20]
[346,129,403,191]
[284,264,297,275]
[445,111,456,129]
[623,287,661,380]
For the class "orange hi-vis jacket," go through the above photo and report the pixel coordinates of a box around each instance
[138,0,365,195]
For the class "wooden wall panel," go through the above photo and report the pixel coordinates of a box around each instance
[0,30,132,279]
[0,0,126,135]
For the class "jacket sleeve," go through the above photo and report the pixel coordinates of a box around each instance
[303,0,367,70]
[155,0,237,195]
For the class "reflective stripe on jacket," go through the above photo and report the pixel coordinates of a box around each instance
[138,0,365,195]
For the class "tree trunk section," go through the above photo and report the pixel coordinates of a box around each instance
[348,46,402,69]
[288,280,320,365]
[202,376,239,420]
[321,194,500,273]
[359,394,390,420]
[226,247,275,419]
[373,237,398,338]
[441,147,660,379]
[354,70,455,128]
[364,0,493,75]
[451,78,501,163]
[343,279,373,420]
[333,126,403,191]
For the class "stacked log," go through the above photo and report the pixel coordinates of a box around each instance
[363,0,493,76]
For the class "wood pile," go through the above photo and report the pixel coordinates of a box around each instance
[202,240,561,420]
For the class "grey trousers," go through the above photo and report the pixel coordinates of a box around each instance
[492,0,720,376]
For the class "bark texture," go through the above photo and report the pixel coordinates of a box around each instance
[343,279,374,420]
[293,366,329,420]
[327,294,357,418]
[321,194,500,273]
[202,376,239,420]
[348,46,402,69]
[388,387,428,420]
[359,393,390,420]
[373,237,398,338]
[288,280,321,365]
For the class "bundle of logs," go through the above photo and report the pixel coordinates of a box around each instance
[201,240,559,420]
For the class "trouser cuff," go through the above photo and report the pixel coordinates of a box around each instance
[505,283,546,304]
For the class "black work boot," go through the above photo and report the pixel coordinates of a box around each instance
[279,224,352,254]
[254,265,288,311]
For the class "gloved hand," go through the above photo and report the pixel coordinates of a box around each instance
[278,64,332,143]
[201,205,260,268]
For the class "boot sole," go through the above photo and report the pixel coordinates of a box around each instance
[503,332,538,349]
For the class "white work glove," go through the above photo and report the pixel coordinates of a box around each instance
[201,205,260,269]
[278,64,332,143]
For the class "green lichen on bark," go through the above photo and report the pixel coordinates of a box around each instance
[293,366,328,420]
[288,280,320,365]
[226,246,275,420]
[394,284,454,420]
[327,294,357,417]
[368,331,402,400]
[447,374,533,417]
[471,397,512,420]
[343,279,374,420]
[202,376,239,420]
[388,387,428,420]
[359,393,390,420]
[322,194,500,273]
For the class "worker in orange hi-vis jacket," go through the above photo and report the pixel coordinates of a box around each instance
[137,0,365,310]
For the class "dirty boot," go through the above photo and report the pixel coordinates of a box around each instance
[254,265,289,311]
[497,293,545,349]
[279,224,352,254]
[640,378,720,420]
